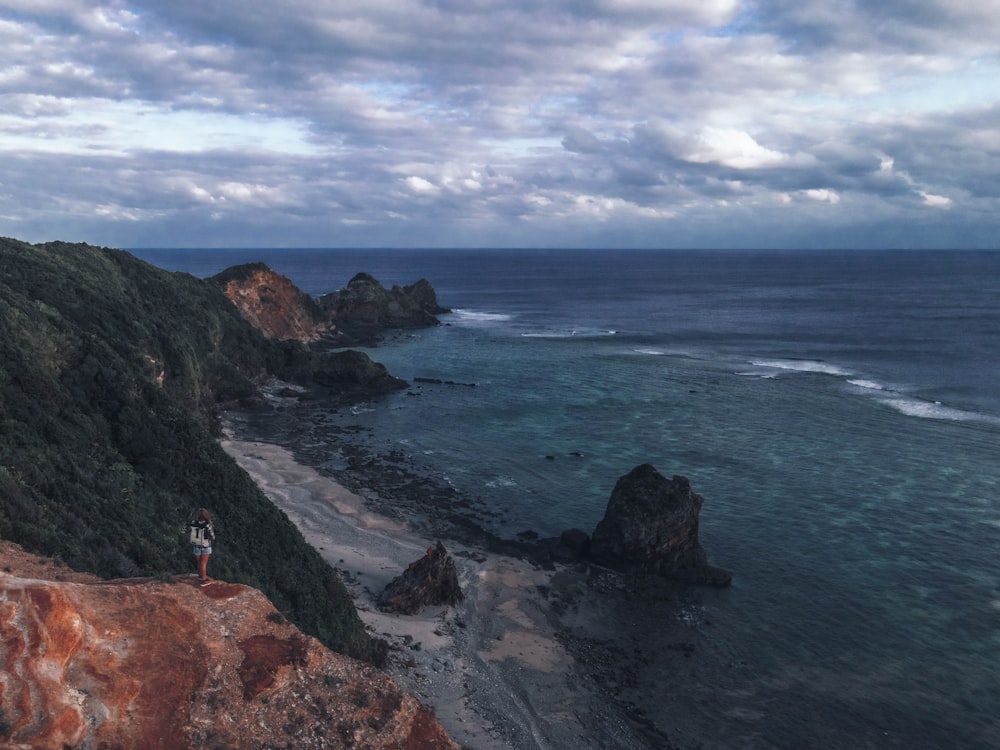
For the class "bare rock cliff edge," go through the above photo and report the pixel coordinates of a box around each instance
[212,263,332,342]
[0,542,457,750]
[212,264,450,347]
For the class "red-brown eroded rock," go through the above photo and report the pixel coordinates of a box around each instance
[216,264,331,341]
[0,541,456,749]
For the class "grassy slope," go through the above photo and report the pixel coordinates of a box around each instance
[0,238,389,661]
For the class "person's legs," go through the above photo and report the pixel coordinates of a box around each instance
[193,549,211,583]
[197,552,210,582]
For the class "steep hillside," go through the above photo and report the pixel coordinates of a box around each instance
[0,237,403,661]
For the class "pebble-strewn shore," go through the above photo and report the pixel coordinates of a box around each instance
[222,436,700,750]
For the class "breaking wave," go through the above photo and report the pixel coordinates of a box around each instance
[744,358,999,425]
[449,309,513,325]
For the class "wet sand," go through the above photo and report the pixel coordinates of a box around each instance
[222,438,682,749]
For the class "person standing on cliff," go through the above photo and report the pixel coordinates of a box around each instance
[189,508,216,585]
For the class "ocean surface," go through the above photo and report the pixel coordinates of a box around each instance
[134,247,1000,749]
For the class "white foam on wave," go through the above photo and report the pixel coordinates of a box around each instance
[521,331,573,339]
[847,379,887,391]
[450,309,512,324]
[876,396,1000,425]
[521,328,617,339]
[632,348,667,356]
[744,356,1000,426]
[749,358,854,377]
[485,475,518,489]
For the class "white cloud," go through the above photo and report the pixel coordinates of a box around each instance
[687,128,790,169]
[920,191,953,208]
[0,100,319,156]
[404,176,439,194]
[803,189,841,204]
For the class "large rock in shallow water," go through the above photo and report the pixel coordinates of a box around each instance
[590,464,731,586]
[378,542,464,614]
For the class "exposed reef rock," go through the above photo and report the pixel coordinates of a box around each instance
[0,542,457,750]
[589,464,732,586]
[318,272,451,346]
[212,263,332,341]
[377,542,464,615]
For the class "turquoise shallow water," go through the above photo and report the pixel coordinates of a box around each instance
[136,248,1000,748]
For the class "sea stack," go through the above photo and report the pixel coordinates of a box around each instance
[590,464,731,586]
[378,541,465,614]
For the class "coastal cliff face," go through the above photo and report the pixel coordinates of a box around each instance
[0,542,456,750]
[212,263,332,342]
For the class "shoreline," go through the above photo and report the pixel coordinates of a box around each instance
[221,436,691,749]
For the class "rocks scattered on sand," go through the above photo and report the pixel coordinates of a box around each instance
[378,541,465,614]
[589,463,732,586]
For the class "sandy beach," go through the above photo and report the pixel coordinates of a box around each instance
[221,437,681,750]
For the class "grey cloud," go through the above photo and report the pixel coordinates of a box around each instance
[561,127,604,154]
[0,0,997,249]
[747,0,1000,54]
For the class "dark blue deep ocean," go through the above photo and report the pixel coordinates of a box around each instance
[135,248,1000,749]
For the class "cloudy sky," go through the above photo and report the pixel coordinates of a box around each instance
[2,1,998,249]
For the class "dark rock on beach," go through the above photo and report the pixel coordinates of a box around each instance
[590,464,732,586]
[378,541,465,615]
[560,527,591,557]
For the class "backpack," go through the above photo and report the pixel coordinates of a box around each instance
[189,521,213,548]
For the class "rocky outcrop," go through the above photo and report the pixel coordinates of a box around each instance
[0,541,457,750]
[212,263,332,341]
[589,464,731,586]
[213,265,449,347]
[377,542,464,615]
[318,273,451,346]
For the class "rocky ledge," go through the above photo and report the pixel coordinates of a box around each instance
[0,541,456,750]
[318,272,451,346]
[213,265,449,347]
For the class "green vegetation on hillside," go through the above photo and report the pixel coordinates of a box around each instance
[0,238,397,661]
